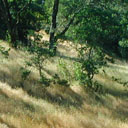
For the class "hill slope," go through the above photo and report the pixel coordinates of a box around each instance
[0,39,128,128]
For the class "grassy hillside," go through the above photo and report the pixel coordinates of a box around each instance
[0,38,128,128]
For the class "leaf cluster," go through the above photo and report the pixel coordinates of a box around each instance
[74,45,106,86]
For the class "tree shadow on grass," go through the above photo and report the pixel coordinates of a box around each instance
[0,89,36,113]
[56,53,79,62]
[0,89,37,128]
[56,50,79,62]
[113,100,128,121]
[0,67,38,89]
[105,87,128,99]
[90,82,128,122]
[0,67,84,109]
[28,85,84,108]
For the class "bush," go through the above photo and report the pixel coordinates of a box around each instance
[27,33,51,77]
[39,75,51,87]
[74,45,106,87]
[19,67,31,88]
[57,59,72,83]
[23,33,52,87]
[20,67,31,81]
[57,79,69,87]
[74,62,87,85]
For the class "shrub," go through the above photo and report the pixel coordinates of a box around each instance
[39,75,51,87]
[27,33,51,77]
[57,59,72,83]
[19,67,31,88]
[57,79,69,87]
[20,67,31,81]
[74,44,106,87]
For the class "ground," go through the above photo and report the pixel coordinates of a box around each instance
[0,36,128,128]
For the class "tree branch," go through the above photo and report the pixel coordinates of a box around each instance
[17,0,32,14]
[16,0,32,24]
[56,15,75,38]
[56,6,86,39]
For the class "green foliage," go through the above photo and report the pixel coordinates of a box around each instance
[39,75,51,87]
[57,79,69,87]
[0,0,48,46]
[73,7,120,47]
[27,33,50,77]
[0,46,10,58]
[19,66,31,88]
[57,59,72,83]
[0,19,7,39]
[52,74,69,87]
[119,39,128,58]
[23,32,52,86]
[119,39,128,48]
[20,67,31,81]
[74,62,87,85]
[66,1,128,57]
[74,45,106,87]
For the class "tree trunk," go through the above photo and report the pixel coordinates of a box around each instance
[2,0,17,47]
[49,0,76,55]
[49,0,59,53]
[1,0,32,47]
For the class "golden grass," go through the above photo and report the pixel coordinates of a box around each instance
[0,81,128,128]
[0,39,128,128]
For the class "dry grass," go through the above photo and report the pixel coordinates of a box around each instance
[0,39,128,128]
[0,82,128,128]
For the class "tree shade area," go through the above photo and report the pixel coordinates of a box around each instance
[0,0,128,128]
[0,0,127,56]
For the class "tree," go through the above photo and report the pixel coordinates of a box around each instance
[26,33,50,77]
[0,0,46,47]
[48,0,86,54]
[74,44,106,87]
[68,0,128,55]
[0,0,32,47]
[49,0,59,52]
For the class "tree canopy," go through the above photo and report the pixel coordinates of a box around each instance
[0,0,128,57]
